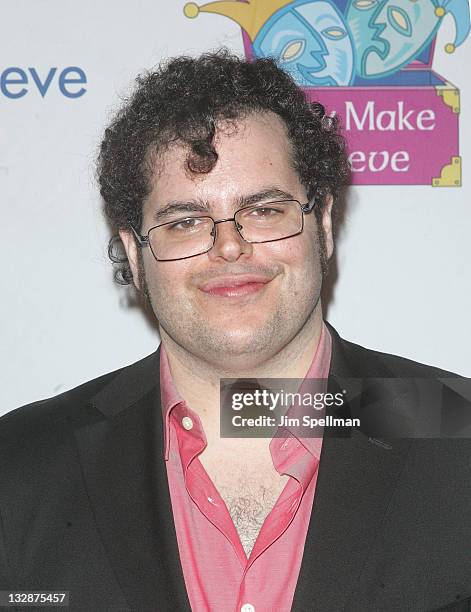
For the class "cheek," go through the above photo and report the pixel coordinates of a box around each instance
[143,255,202,310]
[264,236,321,302]
[266,227,318,265]
[142,255,179,295]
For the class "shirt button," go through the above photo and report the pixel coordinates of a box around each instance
[181,416,194,430]
[241,605,255,612]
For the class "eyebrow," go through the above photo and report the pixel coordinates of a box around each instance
[151,187,296,223]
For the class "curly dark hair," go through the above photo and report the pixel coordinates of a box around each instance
[97,49,350,284]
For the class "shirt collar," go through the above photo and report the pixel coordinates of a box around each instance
[160,345,185,461]
[287,321,332,460]
[160,322,332,461]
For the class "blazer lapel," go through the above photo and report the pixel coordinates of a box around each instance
[70,324,412,611]
[291,324,412,612]
[72,347,191,611]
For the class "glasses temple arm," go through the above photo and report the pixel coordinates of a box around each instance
[301,197,317,214]
[129,225,149,247]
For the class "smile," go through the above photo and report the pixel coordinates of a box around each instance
[200,281,269,298]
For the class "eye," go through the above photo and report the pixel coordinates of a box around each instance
[353,0,377,10]
[243,205,286,221]
[321,27,348,40]
[387,6,412,36]
[280,39,305,62]
[167,217,205,231]
[251,207,281,217]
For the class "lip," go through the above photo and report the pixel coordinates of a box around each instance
[199,274,273,297]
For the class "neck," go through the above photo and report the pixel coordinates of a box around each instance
[160,305,324,442]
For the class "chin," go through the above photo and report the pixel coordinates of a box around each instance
[201,326,284,359]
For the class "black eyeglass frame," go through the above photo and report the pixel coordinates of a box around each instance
[130,198,317,262]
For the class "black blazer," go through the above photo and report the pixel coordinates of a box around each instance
[1,323,470,612]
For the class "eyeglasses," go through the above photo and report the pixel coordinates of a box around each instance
[130,198,316,262]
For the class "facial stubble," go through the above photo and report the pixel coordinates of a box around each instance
[135,221,328,367]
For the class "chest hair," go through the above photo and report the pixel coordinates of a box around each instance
[210,465,289,557]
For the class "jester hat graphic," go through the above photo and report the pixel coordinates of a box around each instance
[184,0,470,82]
[184,0,356,86]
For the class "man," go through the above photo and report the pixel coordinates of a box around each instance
[1,50,470,612]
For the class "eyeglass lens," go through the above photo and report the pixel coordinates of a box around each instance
[147,200,303,261]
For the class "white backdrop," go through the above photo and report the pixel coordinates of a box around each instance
[1,0,470,416]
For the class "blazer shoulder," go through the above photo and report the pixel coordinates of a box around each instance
[344,337,457,377]
[0,351,159,449]
[327,322,458,378]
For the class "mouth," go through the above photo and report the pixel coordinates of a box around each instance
[202,281,268,298]
[198,275,273,299]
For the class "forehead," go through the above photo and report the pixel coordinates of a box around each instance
[145,111,302,211]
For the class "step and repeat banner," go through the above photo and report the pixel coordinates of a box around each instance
[1,0,470,414]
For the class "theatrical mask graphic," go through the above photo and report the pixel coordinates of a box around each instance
[184,0,470,83]
[252,1,355,86]
[346,0,471,78]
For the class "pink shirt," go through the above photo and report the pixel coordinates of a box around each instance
[161,324,332,612]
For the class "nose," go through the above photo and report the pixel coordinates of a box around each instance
[207,218,253,262]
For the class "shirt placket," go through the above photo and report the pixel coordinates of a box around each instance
[171,405,320,612]
[235,437,320,611]
[172,407,247,566]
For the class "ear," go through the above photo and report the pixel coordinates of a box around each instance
[119,229,142,290]
[321,195,334,260]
